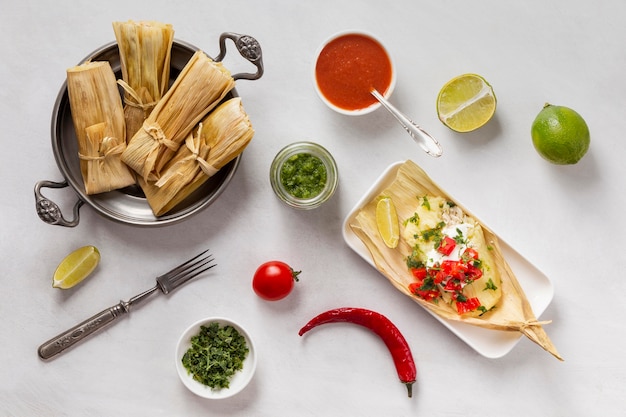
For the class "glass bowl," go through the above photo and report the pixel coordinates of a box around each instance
[270,142,338,209]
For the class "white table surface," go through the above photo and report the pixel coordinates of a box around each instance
[1,1,624,415]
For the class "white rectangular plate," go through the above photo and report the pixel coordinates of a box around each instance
[342,162,554,358]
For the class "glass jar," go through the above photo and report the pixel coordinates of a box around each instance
[270,142,338,209]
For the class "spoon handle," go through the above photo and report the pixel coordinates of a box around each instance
[371,90,442,157]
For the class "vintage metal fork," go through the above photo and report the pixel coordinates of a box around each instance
[38,250,216,360]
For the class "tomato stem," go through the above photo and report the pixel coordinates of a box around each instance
[291,268,301,282]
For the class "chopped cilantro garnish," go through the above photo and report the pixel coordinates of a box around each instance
[419,277,437,291]
[453,228,466,244]
[421,222,445,244]
[407,213,420,225]
[421,196,430,210]
[182,322,249,390]
[406,247,425,269]
[483,278,498,291]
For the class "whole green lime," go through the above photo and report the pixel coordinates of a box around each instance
[531,104,590,164]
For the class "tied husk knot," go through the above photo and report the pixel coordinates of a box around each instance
[117,79,159,112]
[78,136,126,164]
[155,126,218,187]
[140,121,180,180]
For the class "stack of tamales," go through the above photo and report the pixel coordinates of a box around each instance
[65,20,254,217]
[121,50,236,181]
[112,20,174,139]
[66,61,136,195]
[139,97,254,216]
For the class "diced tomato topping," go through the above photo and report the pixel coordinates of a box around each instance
[466,264,483,281]
[456,297,481,314]
[439,260,455,275]
[437,236,456,256]
[417,289,440,301]
[411,267,427,280]
[444,279,462,292]
[406,241,486,315]
[463,248,479,261]
[408,282,440,302]
[450,262,469,278]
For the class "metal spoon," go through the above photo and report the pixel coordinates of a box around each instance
[371,89,443,157]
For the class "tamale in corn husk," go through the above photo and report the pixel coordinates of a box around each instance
[121,50,235,181]
[112,20,174,139]
[349,160,562,360]
[139,97,254,216]
[66,61,135,194]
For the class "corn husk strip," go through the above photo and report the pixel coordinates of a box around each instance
[66,61,135,194]
[139,97,254,216]
[349,160,562,360]
[121,50,235,180]
[112,20,174,139]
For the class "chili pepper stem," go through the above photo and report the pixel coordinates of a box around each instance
[405,382,414,398]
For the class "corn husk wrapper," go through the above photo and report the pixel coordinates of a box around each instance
[112,20,174,139]
[66,61,135,194]
[349,160,562,360]
[139,97,254,216]
[121,50,235,181]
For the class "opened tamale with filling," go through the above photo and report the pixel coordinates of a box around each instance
[139,97,254,216]
[349,160,562,360]
[112,20,174,139]
[121,50,235,181]
[66,61,136,195]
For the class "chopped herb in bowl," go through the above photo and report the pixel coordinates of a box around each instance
[181,322,249,390]
[176,318,256,399]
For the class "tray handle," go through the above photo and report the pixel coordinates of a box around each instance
[34,180,84,227]
[214,32,264,81]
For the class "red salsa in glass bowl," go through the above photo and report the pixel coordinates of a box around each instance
[314,32,395,115]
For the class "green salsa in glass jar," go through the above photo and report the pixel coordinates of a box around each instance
[270,142,338,209]
[280,153,327,199]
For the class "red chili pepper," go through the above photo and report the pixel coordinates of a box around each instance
[298,307,417,397]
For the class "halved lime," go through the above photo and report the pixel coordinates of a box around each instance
[436,73,496,132]
[53,246,100,289]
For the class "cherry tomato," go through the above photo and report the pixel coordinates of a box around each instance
[252,261,300,301]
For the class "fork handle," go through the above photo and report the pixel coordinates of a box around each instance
[38,302,129,360]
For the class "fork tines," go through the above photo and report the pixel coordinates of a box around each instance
[157,249,216,294]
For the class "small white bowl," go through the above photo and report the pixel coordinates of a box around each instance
[313,30,397,116]
[175,317,256,399]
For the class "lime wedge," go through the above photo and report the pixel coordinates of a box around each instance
[436,73,496,132]
[53,246,100,289]
[376,197,400,248]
